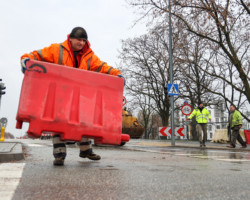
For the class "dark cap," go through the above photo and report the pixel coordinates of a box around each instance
[230,104,236,109]
[69,27,88,40]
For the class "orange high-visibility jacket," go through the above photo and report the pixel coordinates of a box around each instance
[21,39,121,76]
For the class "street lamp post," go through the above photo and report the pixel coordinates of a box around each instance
[168,0,175,146]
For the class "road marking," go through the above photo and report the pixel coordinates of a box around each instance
[0,163,25,200]
[175,154,204,156]
[26,144,43,147]
[133,143,171,147]
[215,159,250,162]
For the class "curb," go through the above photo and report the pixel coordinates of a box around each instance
[169,145,250,152]
[124,141,250,152]
[123,145,250,153]
[0,142,24,162]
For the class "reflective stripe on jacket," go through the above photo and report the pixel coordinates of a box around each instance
[231,110,243,128]
[188,107,211,124]
[21,40,121,76]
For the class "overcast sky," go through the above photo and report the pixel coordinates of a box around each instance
[0,0,146,137]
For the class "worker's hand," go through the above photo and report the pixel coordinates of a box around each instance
[209,118,212,122]
[118,74,126,86]
[21,58,30,73]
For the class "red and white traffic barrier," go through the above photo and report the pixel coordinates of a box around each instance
[159,127,185,137]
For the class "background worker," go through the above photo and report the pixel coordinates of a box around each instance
[228,105,247,148]
[187,102,211,147]
[21,27,125,166]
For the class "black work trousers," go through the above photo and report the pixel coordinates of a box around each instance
[231,125,246,147]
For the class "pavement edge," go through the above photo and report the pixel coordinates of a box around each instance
[0,142,24,163]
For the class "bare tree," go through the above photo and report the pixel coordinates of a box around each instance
[204,53,250,121]
[119,23,222,132]
[119,25,173,126]
[127,0,250,104]
[237,0,250,14]
[134,89,155,138]
[176,35,221,139]
[177,35,220,106]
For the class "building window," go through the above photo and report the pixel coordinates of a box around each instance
[208,125,212,131]
[210,132,213,138]
[216,118,219,123]
[216,125,220,129]
[221,124,226,129]
[215,110,220,116]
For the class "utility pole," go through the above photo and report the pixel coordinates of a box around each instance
[168,0,175,146]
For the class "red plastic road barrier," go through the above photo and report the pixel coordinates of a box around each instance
[244,130,250,144]
[16,60,130,145]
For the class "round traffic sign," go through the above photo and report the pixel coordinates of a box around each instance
[181,104,192,116]
[123,96,127,106]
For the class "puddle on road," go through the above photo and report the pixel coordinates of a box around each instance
[230,169,242,171]
[215,159,250,162]
[162,149,250,162]
[128,145,250,163]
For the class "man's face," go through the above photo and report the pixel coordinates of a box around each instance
[230,105,235,112]
[199,103,203,108]
[69,38,86,51]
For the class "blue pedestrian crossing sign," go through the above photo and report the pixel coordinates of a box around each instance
[168,84,179,96]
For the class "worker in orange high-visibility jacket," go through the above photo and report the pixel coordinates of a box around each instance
[21,28,122,76]
[21,27,126,166]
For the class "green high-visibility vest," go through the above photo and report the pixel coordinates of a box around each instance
[231,110,243,128]
[189,107,211,123]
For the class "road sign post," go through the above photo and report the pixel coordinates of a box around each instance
[181,104,192,140]
[168,0,176,146]
[167,83,179,146]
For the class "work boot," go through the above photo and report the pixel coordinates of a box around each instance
[227,144,235,148]
[79,149,101,160]
[241,145,247,148]
[53,157,64,166]
[203,144,206,147]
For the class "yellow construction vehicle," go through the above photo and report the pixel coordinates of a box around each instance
[121,109,144,145]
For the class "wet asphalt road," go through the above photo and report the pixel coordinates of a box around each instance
[124,145,250,163]
[11,140,250,200]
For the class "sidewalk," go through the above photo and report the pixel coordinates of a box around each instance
[125,139,250,152]
[0,141,24,162]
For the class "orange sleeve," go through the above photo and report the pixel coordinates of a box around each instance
[21,51,41,61]
[20,44,59,63]
[90,54,121,76]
